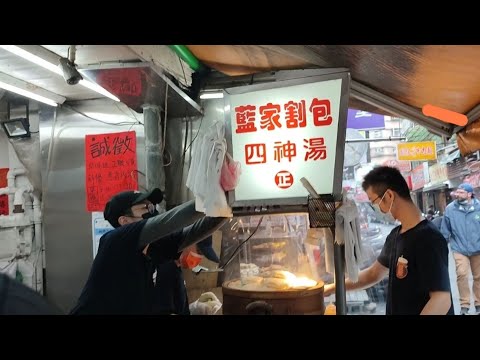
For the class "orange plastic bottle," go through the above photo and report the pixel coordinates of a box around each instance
[324,303,336,315]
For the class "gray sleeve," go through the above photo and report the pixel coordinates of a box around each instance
[138,200,204,249]
[440,211,451,241]
[178,216,228,251]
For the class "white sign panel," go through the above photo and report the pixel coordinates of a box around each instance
[91,211,113,259]
[229,78,344,203]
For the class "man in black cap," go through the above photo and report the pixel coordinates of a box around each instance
[70,188,227,315]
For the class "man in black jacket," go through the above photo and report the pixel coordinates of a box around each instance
[70,188,227,315]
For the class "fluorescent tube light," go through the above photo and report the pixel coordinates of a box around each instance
[199,91,224,99]
[0,45,120,102]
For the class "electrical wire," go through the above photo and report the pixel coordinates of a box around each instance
[162,82,172,167]
[62,104,143,127]
[129,170,147,191]
[220,216,264,270]
[114,102,142,123]
[162,82,168,155]
[178,54,188,88]
[0,255,16,271]
[183,113,204,157]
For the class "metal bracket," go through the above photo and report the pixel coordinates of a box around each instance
[307,195,336,228]
[232,204,308,217]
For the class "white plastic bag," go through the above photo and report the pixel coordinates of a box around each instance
[189,292,222,315]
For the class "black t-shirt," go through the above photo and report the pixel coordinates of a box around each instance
[377,220,454,315]
[70,222,182,315]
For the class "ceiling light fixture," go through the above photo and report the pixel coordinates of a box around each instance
[199,91,224,100]
[1,102,31,138]
[0,45,120,102]
[0,73,65,107]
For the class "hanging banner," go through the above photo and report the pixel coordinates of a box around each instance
[85,131,138,212]
[92,212,114,258]
[347,109,385,130]
[0,168,8,215]
[225,71,350,207]
[397,141,437,161]
[428,163,448,184]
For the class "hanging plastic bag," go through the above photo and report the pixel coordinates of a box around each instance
[220,153,241,191]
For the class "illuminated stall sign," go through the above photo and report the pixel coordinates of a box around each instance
[226,72,349,207]
[85,131,138,212]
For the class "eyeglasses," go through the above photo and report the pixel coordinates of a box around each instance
[142,203,156,214]
[368,191,387,211]
[128,203,155,215]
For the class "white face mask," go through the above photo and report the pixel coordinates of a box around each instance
[372,191,395,222]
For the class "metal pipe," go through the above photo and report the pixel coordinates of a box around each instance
[17,259,34,289]
[232,205,308,217]
[32,194,43,293]
[68,45,77,63]
[332,228,347,315]
[0,187,10,196]
[14,185,33,206]
[345,136,406,143]
[7,168,27,215]
[169,45,204,72]
[454,102,480,133]
[143,104,165,192]
[0,213,30,229]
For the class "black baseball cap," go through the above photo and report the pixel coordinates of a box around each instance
[104,188,163,228]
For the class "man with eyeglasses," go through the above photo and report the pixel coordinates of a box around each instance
[324,166,453,315]
[70,188,227,315]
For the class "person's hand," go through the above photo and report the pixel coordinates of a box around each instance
[178,245,202,268]
[323,283,335,297]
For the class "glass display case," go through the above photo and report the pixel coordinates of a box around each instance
[220,213,332,315]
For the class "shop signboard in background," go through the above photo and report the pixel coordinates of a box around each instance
[85,131,138,212]
[346,109,385,130]
[464,173,480,189]
[463,161,480,189]
[397,141,437,161]
[383,159,413,189]
[428,163,448,184]
[411,163,429,191]
[225,71,350,207]
[382,159,412,173]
